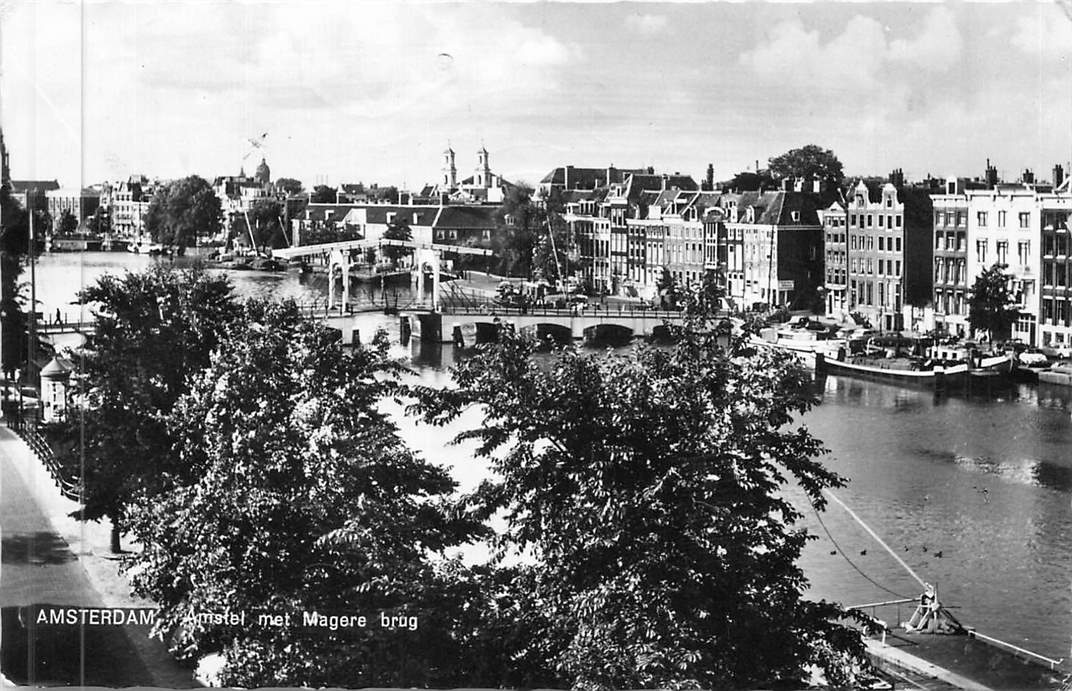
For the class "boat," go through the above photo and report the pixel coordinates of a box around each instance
[817,352,971,387]
[750,318,848,365]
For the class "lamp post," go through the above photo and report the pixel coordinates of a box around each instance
[27,191,37,429]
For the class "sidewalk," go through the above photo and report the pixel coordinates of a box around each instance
[0,426,198,686]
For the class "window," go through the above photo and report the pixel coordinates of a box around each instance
[1019,212,1031,229]
[977,211,988,227]
[879,215,885,228]
[791,210,801,222]
[851,235,857,250]
[850,213,857,226]
[868,236,874,251]
[878,261,884,276]
[867,214,873,228]
[879,237,885,251]
[896,237,902,253]
[887,259,893,275]
[896,260,902,276]
[977,239,988,264]
[879,283,885,306]
[1018,241,1030,265]
[956,212,965,227]
[895,215,902,228]
[997,240,1008,264]
[998,210,1007,227]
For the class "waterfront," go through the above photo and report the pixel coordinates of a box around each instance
[28,252,1072,665]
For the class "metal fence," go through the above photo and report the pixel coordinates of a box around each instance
[5,415,82,503]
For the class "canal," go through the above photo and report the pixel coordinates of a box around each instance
[27,252,1072,664]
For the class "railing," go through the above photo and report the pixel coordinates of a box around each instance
[5,415,83,503]
[437,299,688,320]
[850,599,1066,671]
[967,629,1064,671]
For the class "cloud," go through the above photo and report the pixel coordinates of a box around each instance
[1010,9,1072,59]
[740,8,962,87]
[624,13,667,36]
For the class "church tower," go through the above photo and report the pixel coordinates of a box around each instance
[442,146,457,189]
[475,145,491,188]
[255,157,271,185]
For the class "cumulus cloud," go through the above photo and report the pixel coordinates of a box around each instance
[740,7,962,86]
[624,13,668,36]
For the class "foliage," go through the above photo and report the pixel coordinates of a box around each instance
[275,177,303,196]
[124,300,485,687]
[145,175,222,247]
[230,198,288,250]
[726,170,775,192]
[412,296,871,689]
[45,265,239,551]
[656,266,681,309]
[373,186,400,204]
[382,217,412,266]
[0,190,52,381]
[768,145,844,189]
[299,225,362,247]
[310,185,337,204]
[968,263,1019,341]
[85,206,112,236]
[489,185,574,280]
[56,209,79,236]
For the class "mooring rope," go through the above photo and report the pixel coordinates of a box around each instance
[810,501,910,600]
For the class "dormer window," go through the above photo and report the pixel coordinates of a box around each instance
[791,211,801,222]
[746,207,755,223]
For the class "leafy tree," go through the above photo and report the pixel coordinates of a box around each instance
[230,198,287,250]
[125,300,484,687]
[46,265,239,551]
[382,217,412,266]
[275,177,304,196]
[968,263,1019,342]
[656,266,680,309]
[725,170,775,192]
[373,185,400,204]
[55,209,79,236]
[1,189,33,379]
[85,206,112,236]
[310,185,337,204]
[768,145,844,190]
[413,298,872,689]
[145,175,222,247]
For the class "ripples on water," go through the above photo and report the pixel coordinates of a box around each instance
[30,253,1072,661]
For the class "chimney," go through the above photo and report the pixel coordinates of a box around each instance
[705,163,714,191]
[1022,168,1035,184]
[647,166,654,174]
[564,165,573,191]
[782,177,794,191]
[889,168,905,188]
[606,164,616,186]
[661,173,669,191]
[985,159,998,188]
[1055,164,1065,189]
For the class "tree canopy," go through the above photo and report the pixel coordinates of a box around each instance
[382,217,412,266]
[46,265,239,551]
[768,145,844,189]
[275,177,303,196]
[413,295,871,688]
[85,206,112,236]
[230,198,288,250]
[56,209,79,236]
[145,175,222,247]
[310,185,337,204]
[125,301,484,687]
[968,263,1019,341]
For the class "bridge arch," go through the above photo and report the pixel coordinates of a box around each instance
[520,322,573,348]
[583,323,634,347]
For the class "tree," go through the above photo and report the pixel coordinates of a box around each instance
[768,145,844,190]
[413,298,872,689]
[85,206,112,236]
[275,177,303,196]
[230,198,287,250]
[382,217,412,267]
[373,185,400,204]
[145,175,222,247]
[0,189,35,380]
[968,263,1019,342]
[310,185,337,204]
[45,265,239,551]
[55,209,79,236]
[125,300,484,687]
[725,170,775,192]
[656,266,680,309]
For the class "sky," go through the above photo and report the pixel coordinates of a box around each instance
[2,1,1072,191]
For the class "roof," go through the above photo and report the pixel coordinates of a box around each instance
[434,205,499,230]
[10,180,60,193]
[720,190,821,225]
[40,356,75,379]
[540,165,648,188]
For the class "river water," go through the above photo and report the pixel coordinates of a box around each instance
[25,252,1072,662]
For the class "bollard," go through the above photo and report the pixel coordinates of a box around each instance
[452,323,464,348]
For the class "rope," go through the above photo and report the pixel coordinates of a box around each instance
[823,488,929,590]
[810,502,910,600]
